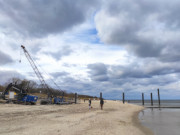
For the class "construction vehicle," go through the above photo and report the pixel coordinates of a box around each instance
[0,83,38,104]
[21,45,64,104]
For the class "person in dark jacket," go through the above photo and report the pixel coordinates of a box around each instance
[100,98,104,110]
[89,98,91,110]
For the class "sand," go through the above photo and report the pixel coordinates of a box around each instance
[0,100,153,135]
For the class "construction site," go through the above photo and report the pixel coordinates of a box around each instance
[0,45,96,105]
[0,46,103,135]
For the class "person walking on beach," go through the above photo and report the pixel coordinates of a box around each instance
[89,98,91,110]
[100,98,104,110]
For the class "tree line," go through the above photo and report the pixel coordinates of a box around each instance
[0,78,96,99]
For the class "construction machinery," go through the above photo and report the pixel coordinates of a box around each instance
[21,45,64,104]
[0,83,38,104]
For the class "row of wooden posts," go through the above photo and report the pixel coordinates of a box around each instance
[122,89,161,106]
[74,89,160,106]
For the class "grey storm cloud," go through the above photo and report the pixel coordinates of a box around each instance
[30,44,42,55]
[55,76,93,93]
[50,71,69,78]
[46,46,73,60]
[85,59,180,92]
[0,70,24,84]
[109,60,180,80]
[88,63,109,82]
[54,75,114,97]
[95,0,180,61]
[0,0,98,38]
[110,72,179,87]
[0,51,13,65]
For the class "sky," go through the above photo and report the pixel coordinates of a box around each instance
[0,0,180,100]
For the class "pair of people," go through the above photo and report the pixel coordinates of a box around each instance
[88,98,104,110]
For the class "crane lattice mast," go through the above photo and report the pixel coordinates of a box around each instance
[21,45,52,98]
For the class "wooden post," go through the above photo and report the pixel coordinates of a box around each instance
[151,93,153,106]
[122,92,125,104]
[100,92,102,100]
[142,93,144,106]
[75,93,77,104]
[157,89,160,106]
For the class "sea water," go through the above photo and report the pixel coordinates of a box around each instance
[139,108,180,135]
[127,100,180,135]
[128,100,180,107]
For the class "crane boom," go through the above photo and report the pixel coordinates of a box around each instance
[21,45,52,98]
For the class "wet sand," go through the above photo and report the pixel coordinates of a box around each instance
[0,100,153,135]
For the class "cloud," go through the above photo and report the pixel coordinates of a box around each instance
[95,0,180,61]
[88,63,107,76]
[84,60,180,98]
[30,44,42,55]
[0,70,24,84]
[0,0,98,38]
[45,46,73,60]
[55,76,93,93]
[88,63,109,81]
[0,51,13,65]
[50,71,69,78]
[109,59,180,79]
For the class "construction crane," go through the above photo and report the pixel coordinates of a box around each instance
[21,45,64,104]
[21,45,53,98]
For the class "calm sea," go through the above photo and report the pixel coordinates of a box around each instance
[129,100,180,135]
[128,100,180,107]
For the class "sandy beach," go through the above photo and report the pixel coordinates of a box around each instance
[0,100,153,135]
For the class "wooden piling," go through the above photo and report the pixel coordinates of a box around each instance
[157,89,160,106]
[75,93,77,104]
[122,92,125,104]
[151,93,153,106]
[142,93,144,106]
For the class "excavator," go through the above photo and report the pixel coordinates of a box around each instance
[0,83,38,104]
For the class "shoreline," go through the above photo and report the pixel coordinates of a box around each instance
[132,107,154,135]
[0,100,154,135]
